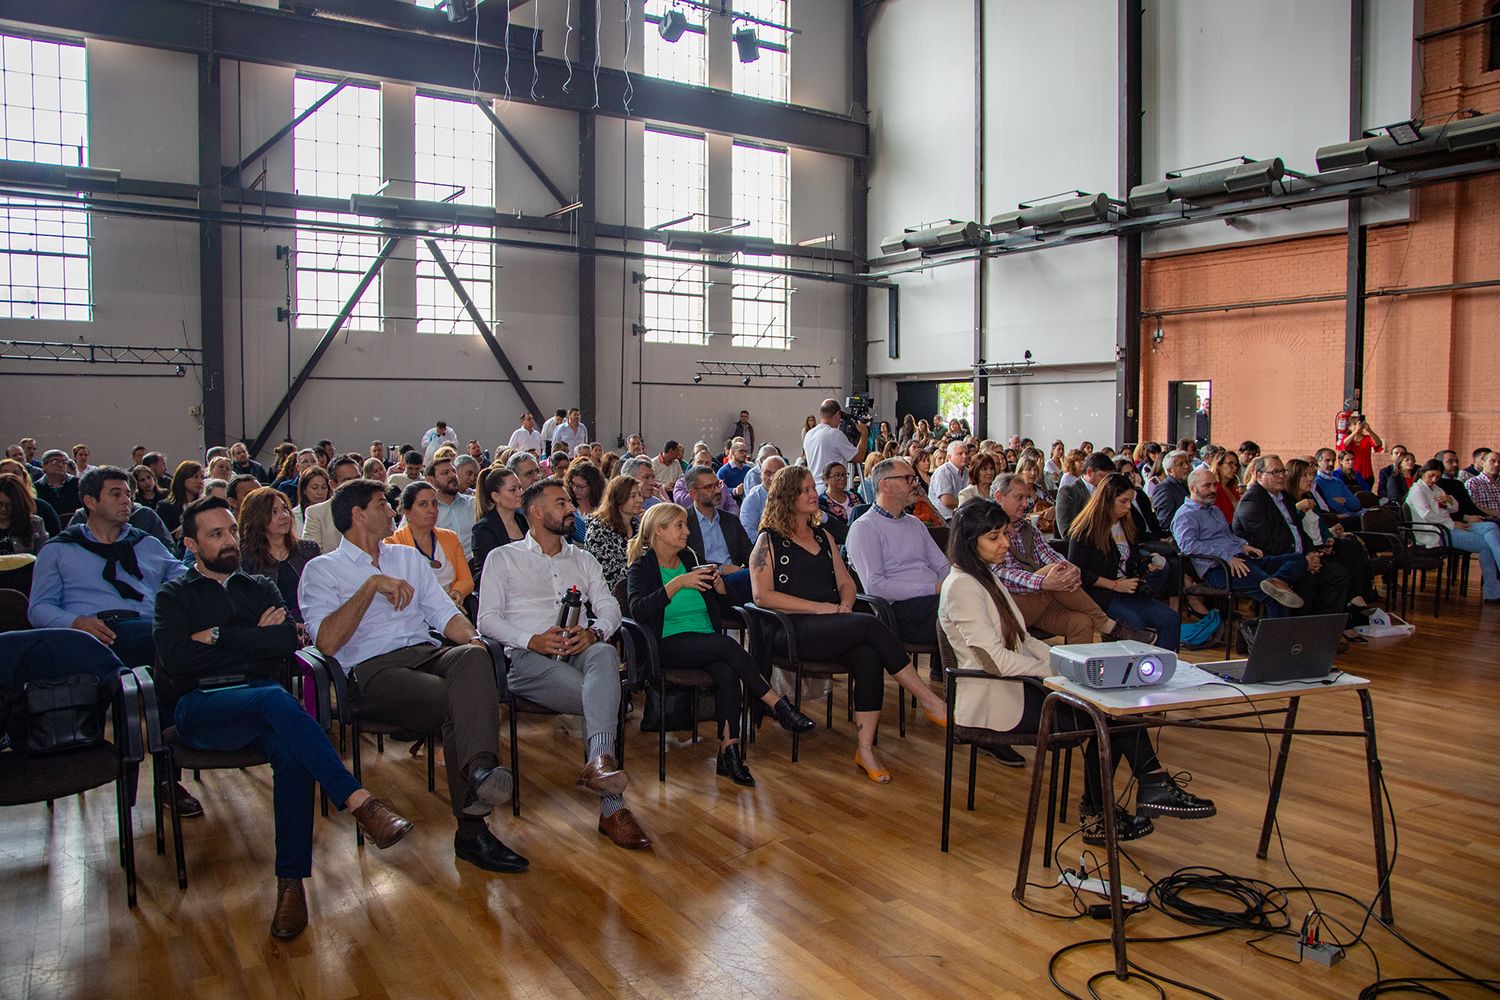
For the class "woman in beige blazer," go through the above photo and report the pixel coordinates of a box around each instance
[938,498,1215,845]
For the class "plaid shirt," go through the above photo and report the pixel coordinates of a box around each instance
[994,518,1068,592]
[1466,473,1500,512]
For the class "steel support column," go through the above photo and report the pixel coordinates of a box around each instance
[199,52,227,451]
[577,0,598,431]
[249,236,400,455]
[850,0,871,392]
[971,0,989,437]
[1343,0,1368,407]
[423,238,542,419]
[1115,0,1143,448]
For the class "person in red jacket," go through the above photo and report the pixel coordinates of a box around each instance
[1337,413,1384,483]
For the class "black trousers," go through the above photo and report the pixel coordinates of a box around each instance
[1292,552,1352,615]
[777,613,907,712]
[658,631,770,739]
[1327,535,1373,601]
[890,593,940,646]
[1014,685,1161,809]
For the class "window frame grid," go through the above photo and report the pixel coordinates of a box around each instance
[731,0,790,104]
[414,91,496,336]
[642,126,709,346]
[643,1,709,86]
[730,140,791,350]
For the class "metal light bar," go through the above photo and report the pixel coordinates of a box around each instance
[0,339,200,367]
[972,352,1036,378]
[693,360,820,385]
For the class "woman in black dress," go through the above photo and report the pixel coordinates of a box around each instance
[749,465,947,784]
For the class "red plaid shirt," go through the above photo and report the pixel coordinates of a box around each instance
[1466,473,1500,513]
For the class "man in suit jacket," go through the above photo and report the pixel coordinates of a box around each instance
[1151,450,1192,529]
[1055,452,1115,537]
[300,456,363,550]
[682,465,753,606]
[1232,455,1351,616]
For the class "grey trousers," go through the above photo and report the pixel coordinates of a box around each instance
[506,644,622,753]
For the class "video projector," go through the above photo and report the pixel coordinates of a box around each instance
[1050,641,1176,689]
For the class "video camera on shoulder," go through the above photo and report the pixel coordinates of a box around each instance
[843,394,875,424]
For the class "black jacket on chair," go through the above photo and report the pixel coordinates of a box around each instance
[1054,480,1090,538]
[684,506,753,567]
[1232,484,1316,558]
[1150,477,1189,532]
[1067,534,1150,611]
[626,546,725,639]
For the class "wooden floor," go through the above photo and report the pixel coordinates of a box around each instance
[3,585,1499,999]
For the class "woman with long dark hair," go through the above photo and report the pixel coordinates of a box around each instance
[566,456,608,545]
[0,472,47,555]
[1383,451,1418,505]
[131,464,165,510]
[294,466,330,535]
[941,499,1213,844]
[388,481,473,608]
[238,486,321,619]
[473,465,529,569]
[1066,474,1179,649]
[627,503,815,786]
[583,474,643,591]
[750,466,947,784]
[158,460,205,539]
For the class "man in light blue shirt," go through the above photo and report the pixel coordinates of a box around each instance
[427,456,477,559]
[1313,447,1363,530]
[29,466,186,668]
[740,454,786,543]
[1171,468,1306,617]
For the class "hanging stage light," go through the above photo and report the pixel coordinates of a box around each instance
[1316,111,1500,172]
[734,27,761,62]
[1125,158,1285,212]
[658,8,689,43]
[989,193,1111,234]
[878,221,986,256]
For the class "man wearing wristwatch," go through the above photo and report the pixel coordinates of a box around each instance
[476,478,649,851]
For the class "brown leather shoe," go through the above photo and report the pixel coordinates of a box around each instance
[597,806,651,850]
[576,754,629,796]
[270,878,307,940]
[350,796,413,850]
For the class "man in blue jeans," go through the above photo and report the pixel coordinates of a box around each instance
[153,497,412,940]
[1171,468,1307,617]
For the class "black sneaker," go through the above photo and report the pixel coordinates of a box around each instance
[1135,771,1216,819]
[978,745,1026,768]
[1079,802,1153,846]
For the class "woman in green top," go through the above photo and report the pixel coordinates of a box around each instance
[626,503,815,787]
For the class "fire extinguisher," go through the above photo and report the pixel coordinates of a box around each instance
[1335,405,1352,446]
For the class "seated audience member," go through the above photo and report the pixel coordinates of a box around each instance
[749,466,943,786]
[368,441,388,467]
[301,456,362,550]
[154,497,412,939]
[1015,454,1056,527]
[1376,443,1408,498]
[817,462,855,545]
[1408,459,1500,602]
[651,440,687,494]
[65,489,175,553]
[1043,441,1066,489]
[1151,450,1192,528]
[566,457,607,545]
[473,466,529,568]
[940,499,1213,844]
[361,458,387,483]
[1460,447,1491,483]
[1337,449,1370,492]
[227,473,260,513]
[627,504,815,787]
[203,479,229,502]
[672,462,740,516]
[1286,458,1375,606]
[1382,451,1417,506]
[132,464,166,510]
[453,455,481,496]
[616,456,661,511]
[1237,441,1260,480]
[157,461,206,541]
[238,486,320,619]
[1210,450,1243,524]
[477,479,650,850]
[739,454,786,543]
[299,479,524,873]
[993,474,1149,644]
[928,441,971,523]
[1464,449,1500,519]
[293,466,330,536]
[958,451,1000,505]
[601,452,621,479]
[274,449,317,498]
[717,439,754,499]
[1067,475,1180,650]
[385,450,423,492]
[465,440,490,468]
[1433,450,1490,523]
[508,412,543,455]
[1313,447,1365,528]
[857,452,884,505]
[70,443,91,478]
[206,454,234,483]
[422,457,477,561]
[1057,449,1086,490]
[1172,467,1306,616]
[508,451,543,491]
[1055,452,1115,538]
[620,434,643,458]
[228,442,270,484]
[682,465,754,606]
[742,444,782,493]
[35,450,82,518]
[388,482,474,609]
[582,474,642,592]
[0,472,47,555]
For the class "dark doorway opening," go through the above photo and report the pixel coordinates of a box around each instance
[1167,379,1211,447]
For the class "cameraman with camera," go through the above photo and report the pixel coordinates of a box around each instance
[804,399,870,489]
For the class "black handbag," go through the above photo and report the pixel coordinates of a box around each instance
[25,675,105,754]
[639,684,714,734]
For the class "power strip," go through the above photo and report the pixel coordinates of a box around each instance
[1297,941,1345,967]
[1058,870,1148,906]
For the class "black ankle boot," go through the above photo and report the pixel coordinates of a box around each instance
[716,743,755,786]
[770,698,816,734]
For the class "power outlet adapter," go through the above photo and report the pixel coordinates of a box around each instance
[1298,941,1345,967]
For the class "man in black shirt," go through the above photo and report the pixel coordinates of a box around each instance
[153,497,412,940]
[35,450,81,517]
[228,442,271,484]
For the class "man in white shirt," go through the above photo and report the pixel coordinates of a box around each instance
[425,456,478,559]
[927,440,970,522]
[301,455,364,550]
[537,408,566,454]
[551,408,589,457]
[802,398,868,489]
[507,413,542,455]
[299,480,527,874]
[420,421,458,464]
[650,440,686,492]
[477,479,651,851]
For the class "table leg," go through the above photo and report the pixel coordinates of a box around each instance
[1256,697,1300,860]
[1359,689,1395,925]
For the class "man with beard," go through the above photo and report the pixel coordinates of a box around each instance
[300,480,526,876]
[683,464,753,605]
[425,456,478,559]
[476,479,649,851]
[153,497,413,940]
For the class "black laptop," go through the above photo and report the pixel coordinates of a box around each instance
[1211,614,1345,684]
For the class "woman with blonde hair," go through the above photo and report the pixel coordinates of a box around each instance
[626,503,814,786]
[582,474,643,590]
[238,486,321,619]
[749,466,946,784]
[1057,449,1086,490]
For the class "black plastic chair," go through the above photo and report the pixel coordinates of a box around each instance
[1175,552,1242,658]
[0,665,146,908]
[857,593,936,738]
[1361,508,1445,617]
[618,617,729,783]
[0,588,29,632]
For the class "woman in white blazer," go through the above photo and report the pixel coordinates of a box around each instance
[938,498,1216,845]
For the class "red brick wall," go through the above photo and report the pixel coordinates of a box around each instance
[1138,0,1500,466]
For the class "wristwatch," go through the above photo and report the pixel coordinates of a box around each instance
[209,626,221,646]
[588,625,606,645]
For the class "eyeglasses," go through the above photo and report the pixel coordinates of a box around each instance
[889,475,920,484]
[1264,468,1287,476]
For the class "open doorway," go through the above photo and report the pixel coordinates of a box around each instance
[1167,380,1211,447]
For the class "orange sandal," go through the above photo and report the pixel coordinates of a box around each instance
[854,749,892,784]
[923,710,948,728]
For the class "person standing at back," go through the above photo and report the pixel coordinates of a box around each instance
[802,398,868,490]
